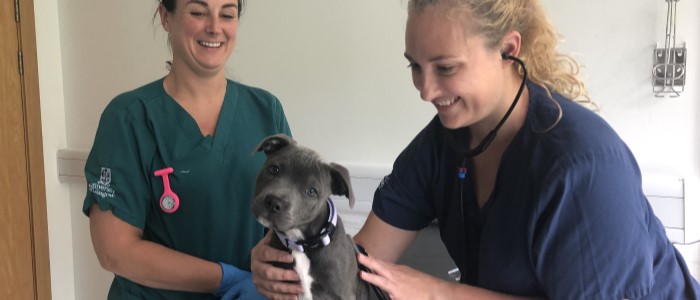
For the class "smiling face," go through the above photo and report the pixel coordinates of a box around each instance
[404,5,511,130]
[159,0,239,76]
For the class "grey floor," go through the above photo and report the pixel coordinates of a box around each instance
[396,222,456,281]
[367,222,456,299]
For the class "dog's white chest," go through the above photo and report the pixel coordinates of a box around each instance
[293,251,314,300]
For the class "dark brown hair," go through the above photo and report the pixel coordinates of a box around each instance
[159,0,245,17]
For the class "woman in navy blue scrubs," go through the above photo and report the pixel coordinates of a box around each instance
[251,0,700,299]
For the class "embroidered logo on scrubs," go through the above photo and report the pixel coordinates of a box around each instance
[99,167,112,185]
[89,167,116,198]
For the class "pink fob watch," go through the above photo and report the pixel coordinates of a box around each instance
[154,167,179,213]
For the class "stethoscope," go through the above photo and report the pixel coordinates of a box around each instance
[453,51,527,175]
[451,52,528,163]
[450,52,528,282]
[154,167,179,213]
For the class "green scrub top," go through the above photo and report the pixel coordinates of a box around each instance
[82,78,292,299]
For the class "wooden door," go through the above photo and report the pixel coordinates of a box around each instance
[0,0,51,299]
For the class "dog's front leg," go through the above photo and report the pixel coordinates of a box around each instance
[292,251,314,300]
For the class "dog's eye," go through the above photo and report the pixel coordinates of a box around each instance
[268,165,280,175]
[305,188,318,197]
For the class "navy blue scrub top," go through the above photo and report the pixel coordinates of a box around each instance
[373,82,700,299]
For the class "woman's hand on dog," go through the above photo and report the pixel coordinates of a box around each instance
[358,253,445,300]
[251,231,303,299]
[357,254,544,300]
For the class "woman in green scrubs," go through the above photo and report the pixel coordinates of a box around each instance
[83,0,290,299]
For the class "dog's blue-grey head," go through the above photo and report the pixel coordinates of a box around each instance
[251,134,355,238]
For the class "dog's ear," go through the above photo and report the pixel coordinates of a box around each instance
[253,134,296,155]
[329,162,355,208]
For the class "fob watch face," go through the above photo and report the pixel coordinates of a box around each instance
[161,196,176,210]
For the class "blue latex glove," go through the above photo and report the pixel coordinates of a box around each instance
[215,262,267,300]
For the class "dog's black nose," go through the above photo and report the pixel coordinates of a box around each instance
[264,195,285,213]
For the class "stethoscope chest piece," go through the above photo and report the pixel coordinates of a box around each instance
[154,167,180,214]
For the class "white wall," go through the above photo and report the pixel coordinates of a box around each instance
[33,1,75,299]
[542,0,700,178]
[230,1,432,163]
[34,0,699,299]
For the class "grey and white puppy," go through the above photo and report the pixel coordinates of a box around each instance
[251,134,369,300]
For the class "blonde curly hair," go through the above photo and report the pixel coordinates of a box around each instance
[409,0,594,107]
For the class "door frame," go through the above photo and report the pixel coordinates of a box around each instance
[17,0,52,298]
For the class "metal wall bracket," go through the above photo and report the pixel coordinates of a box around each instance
[653,0,685,98]
[653,46,686,97]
